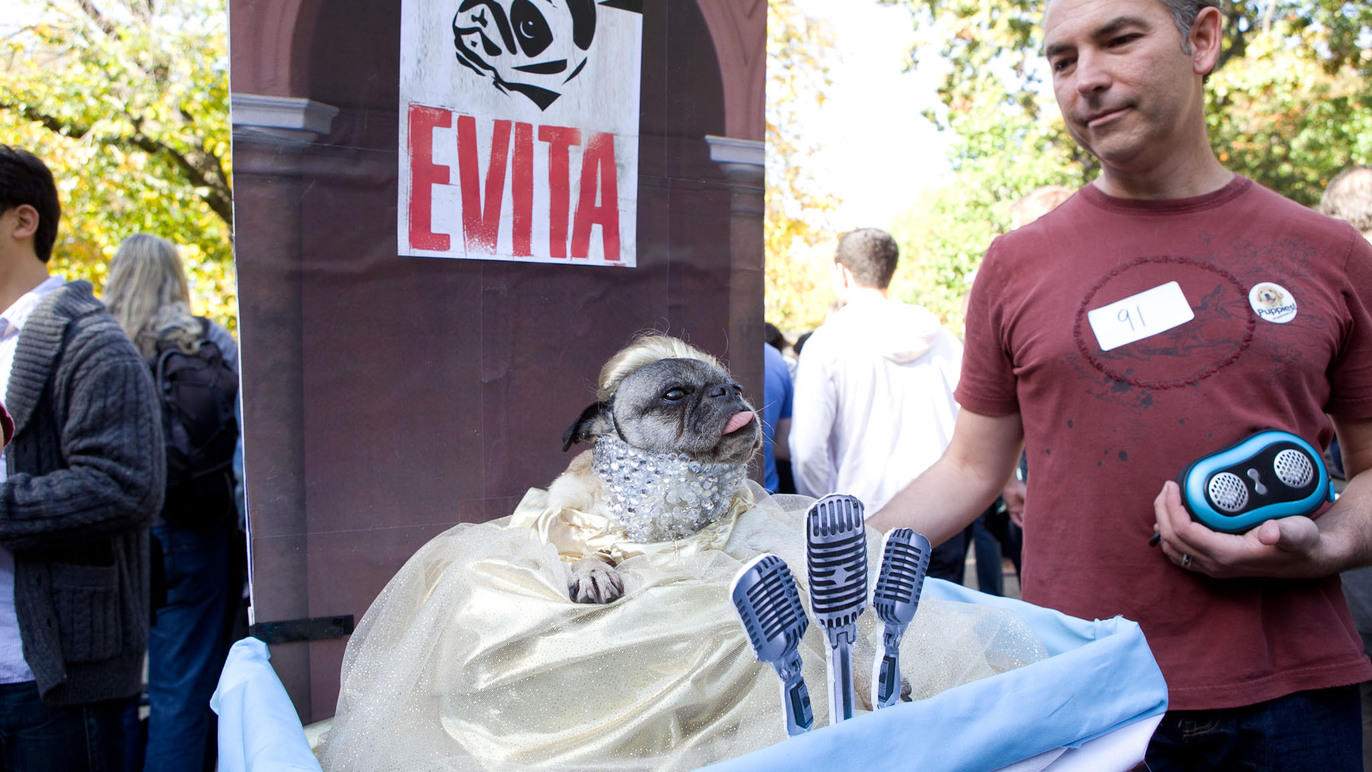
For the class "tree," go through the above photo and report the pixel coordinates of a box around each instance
[764,0,842,333]
[879,0,1372,331]
[0,0,235,327]
[1206,21,1372,205]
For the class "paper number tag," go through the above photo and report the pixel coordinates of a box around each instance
[1087,281,1194,352]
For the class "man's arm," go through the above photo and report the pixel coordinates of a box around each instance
[1152,414,1372,579]
[867,409,1025,545]
[0,329,165,550]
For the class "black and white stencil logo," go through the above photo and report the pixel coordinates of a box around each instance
[453,0,638,109]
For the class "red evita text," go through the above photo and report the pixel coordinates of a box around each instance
[405,103,622,262]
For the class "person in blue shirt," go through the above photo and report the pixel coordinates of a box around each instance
[762,328,794,494]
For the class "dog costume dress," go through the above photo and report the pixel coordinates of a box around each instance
[317,343,1046,771]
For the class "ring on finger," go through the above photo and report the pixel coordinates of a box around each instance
[1180,553,1193,569]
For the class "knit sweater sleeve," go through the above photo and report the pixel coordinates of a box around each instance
[0,287,165,549]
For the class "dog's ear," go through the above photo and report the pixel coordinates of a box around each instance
[562,401,613,452]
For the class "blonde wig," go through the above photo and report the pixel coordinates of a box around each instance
[596,335,722,401]
[104,233,202,359]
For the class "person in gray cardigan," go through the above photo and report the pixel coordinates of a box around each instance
[0,145,164,769]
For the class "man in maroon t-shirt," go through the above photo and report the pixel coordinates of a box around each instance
[868,0,1372,768]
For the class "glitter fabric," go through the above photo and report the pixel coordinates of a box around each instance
[316,484,1048,771]
[592,435,747,542]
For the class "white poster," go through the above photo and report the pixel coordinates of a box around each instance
[398,0,643,266]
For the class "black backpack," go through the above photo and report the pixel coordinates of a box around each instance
[152,318,240,524]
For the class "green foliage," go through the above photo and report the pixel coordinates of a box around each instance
[879,0,1371,333]
[0,0,235,329]
[1207,25,1371,206]
[764,0,841,333]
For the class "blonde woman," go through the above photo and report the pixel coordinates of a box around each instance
[104,233,240,772]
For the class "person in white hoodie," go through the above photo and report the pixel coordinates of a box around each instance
[790,227,963,523]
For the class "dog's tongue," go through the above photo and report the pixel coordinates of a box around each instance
[723,411,755,435]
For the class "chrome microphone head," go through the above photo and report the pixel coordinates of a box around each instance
[873,528,931,629]
[805,493,868,723]
[806,494,869,633]
[731,553,813,735]
[870,528,931,708]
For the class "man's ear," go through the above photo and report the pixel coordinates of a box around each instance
[1189,6,1223,76]
[832,260,850,288]
[562,401,613,452]
[2,205,39,241]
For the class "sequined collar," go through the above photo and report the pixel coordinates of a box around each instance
[591,435,747,543]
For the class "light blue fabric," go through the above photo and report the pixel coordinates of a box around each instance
[700,578,1168,772]
[210,582,1165,772]
[212,637,322,772]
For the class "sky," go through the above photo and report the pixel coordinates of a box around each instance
[790,0,953,232]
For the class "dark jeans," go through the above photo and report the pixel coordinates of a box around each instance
[1145,685,1361,771]
[971,520,1002,595]
[927,523,973,584]
[0,681,135,771]
[928,501,1010,589]
[143,522,238,772]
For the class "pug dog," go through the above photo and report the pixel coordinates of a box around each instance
[548,336,762,603]
[452,0,598,110]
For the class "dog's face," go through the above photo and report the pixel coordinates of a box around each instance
[452,0,597,110]
[563,358,761,465]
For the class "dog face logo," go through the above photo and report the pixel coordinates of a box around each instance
[1248,281,1298,324]
[452,0,597,110]
[1255,286,1284,308]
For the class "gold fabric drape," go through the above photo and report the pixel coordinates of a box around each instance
[317,483,1046,771]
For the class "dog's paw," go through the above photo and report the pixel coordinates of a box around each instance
[568,557,624,603]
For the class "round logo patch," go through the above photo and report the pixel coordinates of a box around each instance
[1248,282,1298,324]
[1073,256,1253,390]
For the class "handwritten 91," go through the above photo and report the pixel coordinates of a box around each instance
[1087,281,1195,352]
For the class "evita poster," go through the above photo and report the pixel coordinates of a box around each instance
[398,0,643,267]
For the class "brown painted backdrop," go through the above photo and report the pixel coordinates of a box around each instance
[229,0,766,722]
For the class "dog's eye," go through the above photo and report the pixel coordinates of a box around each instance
[662,388,686,401]
[510,0,553,57]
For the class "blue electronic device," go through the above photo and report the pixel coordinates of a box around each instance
[1177,429,1335,533]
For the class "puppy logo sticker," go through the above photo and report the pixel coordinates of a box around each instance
[1248,282,1298,324]
[453,0,600,110]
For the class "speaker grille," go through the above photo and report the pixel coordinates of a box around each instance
[1274,449,1314,488]
[1208,472,1248,513]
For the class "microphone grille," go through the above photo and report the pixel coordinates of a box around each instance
[1274,448,1314,488]
[1207,472,1248,513]
[873,528,930,626]
[807,494,866,539]
[806,494,868,626]
[732,554,808,661]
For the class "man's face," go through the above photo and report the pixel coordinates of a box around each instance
[1043,0,1207,176]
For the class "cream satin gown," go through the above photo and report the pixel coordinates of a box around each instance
[315,483,1044,771]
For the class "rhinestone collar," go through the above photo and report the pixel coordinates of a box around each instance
[592,435,747,543]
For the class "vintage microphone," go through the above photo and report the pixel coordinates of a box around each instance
[870,528,932,708]
[805,493,868,724]
[731,553,814,736]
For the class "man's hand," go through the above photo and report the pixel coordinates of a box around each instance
[1152,480,1326,579]
[1002,479,1026,528]
[867,409,1024,542]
